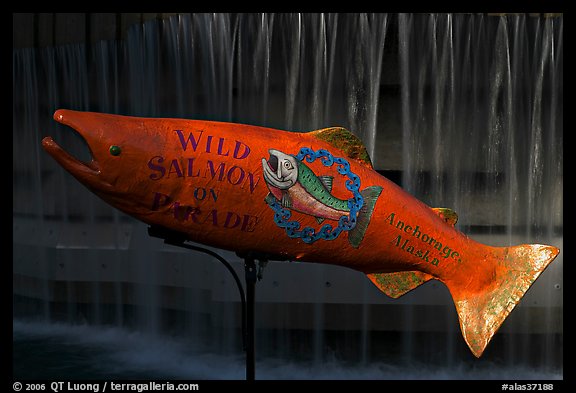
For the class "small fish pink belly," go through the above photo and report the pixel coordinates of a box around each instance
[268,184,348,221]
[288,184,347,221]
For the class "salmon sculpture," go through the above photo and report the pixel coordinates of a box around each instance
[42,109,559,358]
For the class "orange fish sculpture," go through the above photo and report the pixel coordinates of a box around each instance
[42,109,559,358]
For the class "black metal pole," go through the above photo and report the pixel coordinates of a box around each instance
[147,226,253,377]
[244,257,257,381]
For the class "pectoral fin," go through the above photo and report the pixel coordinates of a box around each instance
[281,193,293,208]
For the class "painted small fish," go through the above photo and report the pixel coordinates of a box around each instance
[261,149,382,247]
[42,109,560,358]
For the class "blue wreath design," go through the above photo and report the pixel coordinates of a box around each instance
[265,147,364,244]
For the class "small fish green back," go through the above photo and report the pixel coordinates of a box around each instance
[296,160,349,212]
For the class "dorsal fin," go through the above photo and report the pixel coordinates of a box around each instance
[431,207,458,226]
[318,175,334,192]
[309,127,373,169]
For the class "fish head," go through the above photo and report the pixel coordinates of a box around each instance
[261,149,299,190]
[42,109,155,212]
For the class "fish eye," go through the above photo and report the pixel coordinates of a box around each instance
[109,145,122,156]
[283,161,293,170]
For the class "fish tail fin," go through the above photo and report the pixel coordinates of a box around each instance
[348,186,383,248]
[448,244,559,357]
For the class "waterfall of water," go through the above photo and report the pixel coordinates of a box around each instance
[13,13,562,378]
[399,13,562,369]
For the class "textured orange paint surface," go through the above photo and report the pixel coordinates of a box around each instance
[42,109,559,357]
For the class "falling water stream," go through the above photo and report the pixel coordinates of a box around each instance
[13,13,562,379]
[398,13,563,369]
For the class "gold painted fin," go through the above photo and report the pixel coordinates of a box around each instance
[309,127,373,169]
[451,244,559,357]
[367,271,434,299]
[432,207,458,226]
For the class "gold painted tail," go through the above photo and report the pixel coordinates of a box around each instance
[367,244,559,357]
[449,244,559,357]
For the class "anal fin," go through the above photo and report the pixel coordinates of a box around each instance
[264,193,277,206]
[367,271,434,298]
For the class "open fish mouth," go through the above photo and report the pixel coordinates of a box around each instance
[262,157,292,190]
[41,110,100,180]
[262,158,279,184]
[267,153,279,172]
